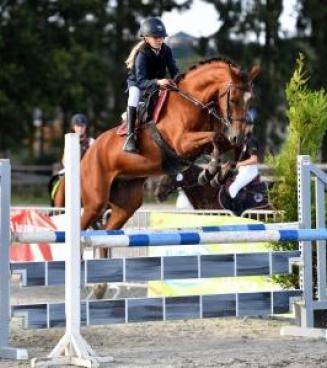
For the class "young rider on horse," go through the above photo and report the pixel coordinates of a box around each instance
[50,113,95,207]
[227,107,259,199]
[124,17,179,154]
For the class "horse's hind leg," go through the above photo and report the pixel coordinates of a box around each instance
[103,178,145,257]
[91,179,145,299]
[81,174,114,232]
[103,178,146,247]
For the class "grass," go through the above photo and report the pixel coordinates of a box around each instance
[11,185,50,206]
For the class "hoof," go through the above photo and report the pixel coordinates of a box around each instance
[210,173,221,188]
[92,283,108,299]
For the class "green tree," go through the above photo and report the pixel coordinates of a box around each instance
[0,0,110,159]
[268,54,327,222]
[0,0,192,161]
[296,0,327,160]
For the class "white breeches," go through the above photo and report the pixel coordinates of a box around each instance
[228,165,258,199]
[128,86,141,107]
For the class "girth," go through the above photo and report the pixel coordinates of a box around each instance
[147,121,193,175]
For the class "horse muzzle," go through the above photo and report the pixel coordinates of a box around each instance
[229,130,244,145]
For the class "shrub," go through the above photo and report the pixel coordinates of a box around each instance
[268,53,327,222]
[267,54,327,288]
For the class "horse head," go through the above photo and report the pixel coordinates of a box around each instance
[155,165,203,202]
[174,59,260,147]
[155,174,179,202]
[224,64,260,144]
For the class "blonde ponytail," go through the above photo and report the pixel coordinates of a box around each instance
[125,40,145,70]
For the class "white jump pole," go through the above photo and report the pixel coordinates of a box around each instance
[0,160,28,360]
[31,134,113,367]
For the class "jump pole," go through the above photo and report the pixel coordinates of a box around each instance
[12,221,301,243]
[31,134,113,367]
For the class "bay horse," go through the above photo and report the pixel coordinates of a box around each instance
[155,163,271,216]
[80,58,260,258]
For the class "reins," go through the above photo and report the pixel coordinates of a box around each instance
[167,84,227,127]
[167,81,250,129]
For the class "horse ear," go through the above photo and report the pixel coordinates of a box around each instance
[248,65,261,81]
[229,65,241,78]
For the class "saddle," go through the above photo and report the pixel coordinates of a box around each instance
[117,89,169,136]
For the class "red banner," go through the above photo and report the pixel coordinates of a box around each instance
[10,210,57,262]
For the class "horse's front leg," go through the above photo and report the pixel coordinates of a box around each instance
[198,145,221,186]
[176,131,232,186]
[197,131,228,186]
[208,133,236,188]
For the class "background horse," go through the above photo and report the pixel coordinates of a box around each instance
[80,58,260,257]
[155,163,271,216]
[49,174,65,208]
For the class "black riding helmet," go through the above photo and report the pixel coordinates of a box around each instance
[71,113,88,126]
[139,17,168,38]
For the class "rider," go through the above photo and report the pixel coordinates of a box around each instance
[49,113,95,205]
[61,113,95,166]
[227,107,259,199]
[124,17,179,154]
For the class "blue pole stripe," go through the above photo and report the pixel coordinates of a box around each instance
[129,234,150,246]
[201,224,267,232]
[279,228,327,242]
[55,231,65,243]
[279,229,300,242]
[128,232,202,247]
[180,232,201,245]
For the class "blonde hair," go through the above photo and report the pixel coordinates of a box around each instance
[125,40,145,70]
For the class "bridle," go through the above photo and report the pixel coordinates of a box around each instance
[168,81,252,130]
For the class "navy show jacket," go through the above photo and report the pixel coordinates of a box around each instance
[127,42,179,93]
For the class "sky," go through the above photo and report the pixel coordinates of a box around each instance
[162,0,298,38]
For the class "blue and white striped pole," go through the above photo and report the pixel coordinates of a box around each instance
[82,228,327,248]
[11,222,299,244]
[13,227,326,247]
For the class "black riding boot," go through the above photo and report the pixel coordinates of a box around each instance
[123,106,139,154]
